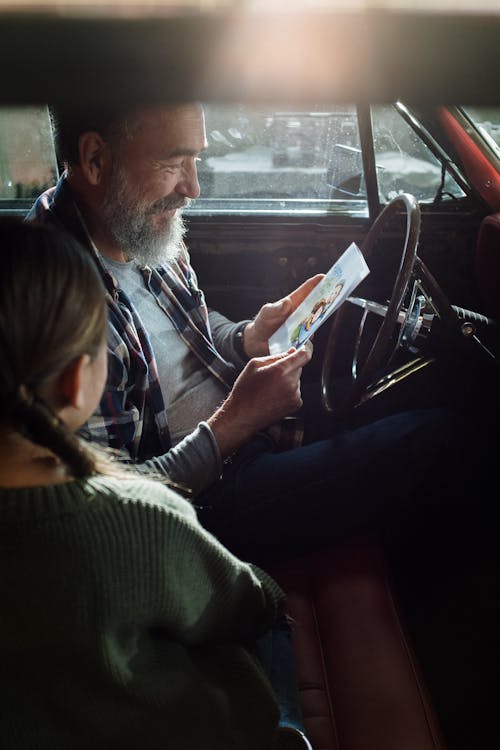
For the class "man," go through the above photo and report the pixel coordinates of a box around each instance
[29,102,452,562]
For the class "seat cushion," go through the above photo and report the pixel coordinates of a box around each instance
[474,212,500,320]
[269,535,446,750]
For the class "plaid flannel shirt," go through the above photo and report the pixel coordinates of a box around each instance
[27,175,238,459]
[27,175,303,460]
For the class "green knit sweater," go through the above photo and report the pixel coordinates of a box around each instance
[0,475,287,749]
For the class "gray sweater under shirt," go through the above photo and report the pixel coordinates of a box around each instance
[100,257,245,496]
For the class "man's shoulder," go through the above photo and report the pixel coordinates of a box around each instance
[26,177,79,237]
[26,184,58,223]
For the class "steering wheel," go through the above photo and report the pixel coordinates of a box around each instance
[321,192,499,417]
[321,193,428,415]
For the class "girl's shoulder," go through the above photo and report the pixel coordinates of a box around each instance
[86,474,196,521]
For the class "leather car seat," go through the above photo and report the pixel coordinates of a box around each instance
[474,212,500,320]
[269,534,447,750]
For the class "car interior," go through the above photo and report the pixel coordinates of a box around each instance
[0,3,499,749]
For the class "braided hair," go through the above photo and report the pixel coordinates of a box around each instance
[0,218,107,478]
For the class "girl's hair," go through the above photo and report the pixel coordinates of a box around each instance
[0,217,108,478]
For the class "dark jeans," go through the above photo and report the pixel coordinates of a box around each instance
[251,615,306,735]
[197,407,456,564]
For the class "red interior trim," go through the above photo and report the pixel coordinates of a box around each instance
[438,107,500,211]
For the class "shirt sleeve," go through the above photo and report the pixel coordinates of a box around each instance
[209,310,252,369]
[139,421,223,497]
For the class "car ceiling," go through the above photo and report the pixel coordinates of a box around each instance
[0,9,499,108]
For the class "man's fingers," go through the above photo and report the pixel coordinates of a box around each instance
[252,345,311,369]
[281,345,312,369]
[287,273,325,311]
[257,274,325,329]
[303,339,314,358]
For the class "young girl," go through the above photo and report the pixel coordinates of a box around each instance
[0,218,309,749]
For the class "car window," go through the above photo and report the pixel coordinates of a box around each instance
[371,104,465,204]
[191,103,465,215]
[193,103,366,216]
[0,102,468,217]
[0,107,57,208]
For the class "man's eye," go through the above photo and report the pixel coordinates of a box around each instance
[152,160,182,171]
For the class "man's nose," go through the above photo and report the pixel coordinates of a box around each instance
[177,159,201,200]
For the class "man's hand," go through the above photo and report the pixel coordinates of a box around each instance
[242,274,325,358]
[208,346,312,460]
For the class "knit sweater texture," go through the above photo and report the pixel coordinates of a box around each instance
[0,474,286,749]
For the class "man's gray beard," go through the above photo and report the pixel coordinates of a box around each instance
[101,170,188,267]
[119,212,187,267]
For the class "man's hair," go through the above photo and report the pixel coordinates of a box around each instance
[49,105,133,166]
[50,102,201,167]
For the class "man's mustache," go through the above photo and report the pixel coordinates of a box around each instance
[149,196,191,215]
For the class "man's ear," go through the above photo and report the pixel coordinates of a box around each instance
[56,355,90,411]
[78,132,109,186]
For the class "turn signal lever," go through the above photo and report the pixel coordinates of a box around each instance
[450,305,498,329]
[347,295,499,364]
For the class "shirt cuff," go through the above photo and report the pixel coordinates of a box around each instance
[138,421,223,498]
